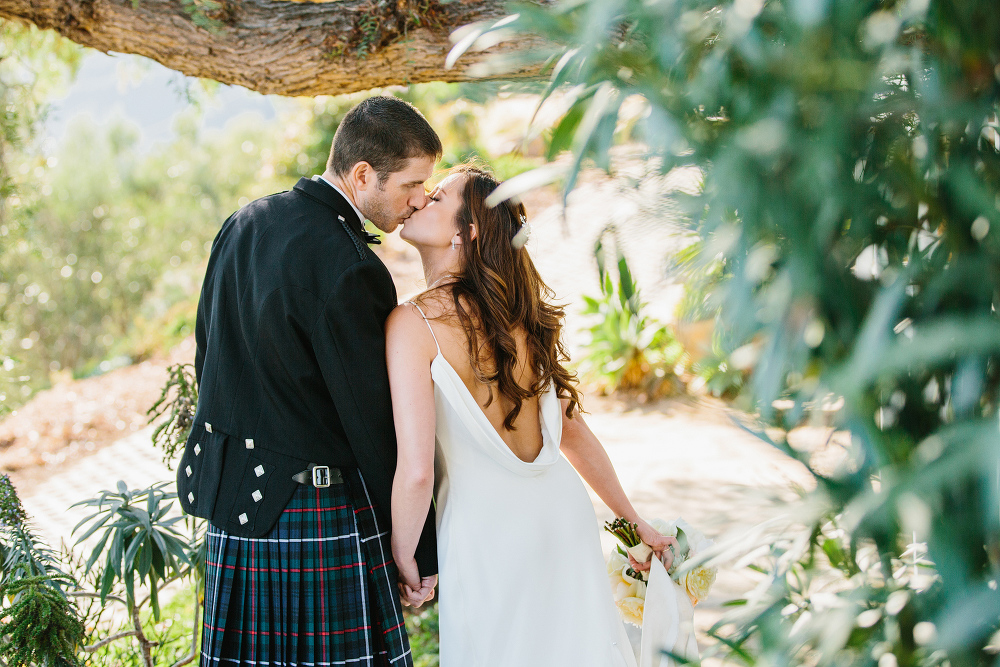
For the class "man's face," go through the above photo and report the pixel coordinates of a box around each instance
[359,156,435,233]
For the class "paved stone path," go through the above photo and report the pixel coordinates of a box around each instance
[16,426,173,550]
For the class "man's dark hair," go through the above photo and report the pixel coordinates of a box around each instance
[328,96,442,185]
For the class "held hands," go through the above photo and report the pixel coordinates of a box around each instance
[400,575,437,608]
[396,556,436,607]
[628,518,679,573]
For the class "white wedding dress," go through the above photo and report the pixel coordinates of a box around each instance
[409,305,637,667]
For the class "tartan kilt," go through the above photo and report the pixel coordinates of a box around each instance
[200,467,412,666]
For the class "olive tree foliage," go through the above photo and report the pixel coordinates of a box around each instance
[453,0,1000,665]
[0,20,79,409]
[0,21,79,206]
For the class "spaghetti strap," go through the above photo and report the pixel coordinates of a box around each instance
[404,301,441,354]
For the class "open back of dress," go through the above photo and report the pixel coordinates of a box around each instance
[409,303,636,667]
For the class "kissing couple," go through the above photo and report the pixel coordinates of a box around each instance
[178,95,676,667]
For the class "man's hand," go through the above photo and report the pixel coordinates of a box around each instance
[629,518,679,572]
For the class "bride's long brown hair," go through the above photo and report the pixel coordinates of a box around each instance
[439,163,581,430]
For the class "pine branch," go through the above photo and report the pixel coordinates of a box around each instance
[0,575,84,667]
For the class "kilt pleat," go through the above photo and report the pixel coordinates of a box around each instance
[200,468,412,666]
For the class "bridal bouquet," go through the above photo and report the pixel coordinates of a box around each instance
[604,517,718,627]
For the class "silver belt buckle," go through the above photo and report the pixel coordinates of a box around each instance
[312,465,331,488]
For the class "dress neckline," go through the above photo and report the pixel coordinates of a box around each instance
[430,352,560,470]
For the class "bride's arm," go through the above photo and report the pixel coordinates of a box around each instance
[386,304,439,596]
[559,401,677,566]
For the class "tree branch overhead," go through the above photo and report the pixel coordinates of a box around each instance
[1,0,537,96]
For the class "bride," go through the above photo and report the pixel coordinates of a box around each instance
[386,163,675,666]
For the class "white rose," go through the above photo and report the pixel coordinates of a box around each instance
[606,549,630,576]
[692,536,715,556]
[614,579,633,602]
[675,518,706,551]
[681,565,717,605]
[649,518,677,537]
[609,565,629,597]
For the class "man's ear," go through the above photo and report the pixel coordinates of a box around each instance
[468,224,478,241]
[351,161,374,191]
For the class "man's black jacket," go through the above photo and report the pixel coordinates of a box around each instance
[176,176,437,575]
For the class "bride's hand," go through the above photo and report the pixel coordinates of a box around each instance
[631,519,679,572]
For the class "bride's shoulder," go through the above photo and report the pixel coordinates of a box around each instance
[387,300,428,329]
[385,302,440,357]
[397,291,461,320]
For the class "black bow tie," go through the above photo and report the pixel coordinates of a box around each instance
[363,230,382,245]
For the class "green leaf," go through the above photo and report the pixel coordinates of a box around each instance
[860,316,1000,386]
[149,579,161,620]
[547,102,587,161]
[138,538,153,580]
[83,529,112,573]
[616,253,636,311]
[821,538,846,569]
[72,511,113,544]
[124,528,146,569]
[108,531,124,577]
[98,566,114,602]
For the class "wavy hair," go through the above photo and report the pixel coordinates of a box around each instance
[437,164,582,430]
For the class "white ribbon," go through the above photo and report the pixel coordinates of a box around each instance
[635,557,700,667]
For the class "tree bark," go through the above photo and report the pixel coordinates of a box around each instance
[0,0,537,96]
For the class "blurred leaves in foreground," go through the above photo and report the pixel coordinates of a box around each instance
[452,0,1000,664]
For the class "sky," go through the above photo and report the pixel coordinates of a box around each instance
[42,50,277,150]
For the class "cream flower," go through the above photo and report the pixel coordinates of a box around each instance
[609,571,628,598]
[621,565,647,588]
[617,596,644,627]
[606,549,629,576]
[613,566,647,601]
[681,565,718,605]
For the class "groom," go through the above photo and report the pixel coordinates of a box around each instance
[177,96,439,666]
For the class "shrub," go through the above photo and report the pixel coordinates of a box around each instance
[579,229,684,397]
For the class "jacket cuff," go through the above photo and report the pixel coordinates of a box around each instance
[413,507,439,576]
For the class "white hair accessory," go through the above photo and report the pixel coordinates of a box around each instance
[511,220,532,249]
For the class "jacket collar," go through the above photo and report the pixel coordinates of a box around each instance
[293,176,379,244]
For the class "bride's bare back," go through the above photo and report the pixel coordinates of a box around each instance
[413,294,544,463]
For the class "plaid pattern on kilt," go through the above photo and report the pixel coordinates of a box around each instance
[200,468,412,666]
